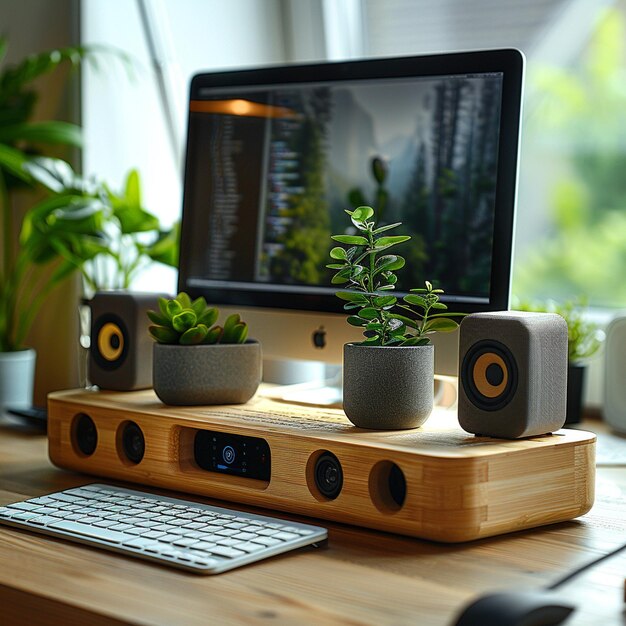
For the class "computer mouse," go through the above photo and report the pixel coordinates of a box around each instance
[452,590,575,626]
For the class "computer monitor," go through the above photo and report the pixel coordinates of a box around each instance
[178,49,524,380]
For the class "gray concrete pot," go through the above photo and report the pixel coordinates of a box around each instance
[343,343,434,429]
[153,341,261,406]
[0,348,36,412]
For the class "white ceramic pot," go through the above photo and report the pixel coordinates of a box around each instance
[0,348,36,412]
[343,343,434,429]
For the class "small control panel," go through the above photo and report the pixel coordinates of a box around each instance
[194,430,271,481]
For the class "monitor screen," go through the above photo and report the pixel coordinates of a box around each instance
[178,49,524,376]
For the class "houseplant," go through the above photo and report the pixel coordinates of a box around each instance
[517,298,603,423]
[0,40,108,410]
[0,38,175,408]
[328,205,461,429]
[147,292,261,405]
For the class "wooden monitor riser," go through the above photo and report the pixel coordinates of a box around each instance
[47,388,595,543]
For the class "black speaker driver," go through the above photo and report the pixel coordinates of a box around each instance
[121,421,145,464]
[461,339,519,411]
[314,452,343,500]
[91,313,130,371]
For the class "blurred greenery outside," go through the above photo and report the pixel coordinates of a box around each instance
[512,7,626,308]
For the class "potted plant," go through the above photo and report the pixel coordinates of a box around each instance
[0,40,107,411]
[328,205,461,429]
[147,292,261,405]
[517,298,603,423]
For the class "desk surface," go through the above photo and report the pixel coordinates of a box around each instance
[1,418,625,626]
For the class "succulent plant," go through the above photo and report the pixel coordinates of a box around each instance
[147,292,249,345]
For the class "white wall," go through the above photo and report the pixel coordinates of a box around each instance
[80,0,288,291]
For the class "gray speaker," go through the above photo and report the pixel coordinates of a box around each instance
[458,311,568,438]
[89,292,163,391]
[603,316,626,434]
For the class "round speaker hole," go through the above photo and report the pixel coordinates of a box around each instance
[369,461,406,513]
[311,451,343,500]
[118,421,145,465]
[72,413,98,457]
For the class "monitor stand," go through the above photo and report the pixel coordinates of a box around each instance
[261,359,458,410]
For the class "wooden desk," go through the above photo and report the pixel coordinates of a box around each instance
[1,418,625,626]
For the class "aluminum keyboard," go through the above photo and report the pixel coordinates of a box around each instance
[0,484,327,574]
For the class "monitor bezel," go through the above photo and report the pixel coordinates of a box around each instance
[178,48,524,315]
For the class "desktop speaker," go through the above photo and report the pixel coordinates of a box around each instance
[604,316,626,434]
[458,311,568,439]
[89,292,163,391]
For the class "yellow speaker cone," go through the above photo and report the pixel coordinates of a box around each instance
[98,322,124,362]
[473,352,508,399]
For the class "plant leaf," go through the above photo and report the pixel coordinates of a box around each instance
[331,234,369,246]
[147,309,168,326]
[423,318,459,333]
[372,222,402,234]
[373,295,397,308]
[172,309,197,332]
[349,205,374,222]
[375,235,411,248]
[336,291,368,302]
[329,246,347,260]
[180,324,208,345]
[347,316,367,327]
[374,254,405,272]
[0,121,82,147]
[404,294,427,307]
[149,325,179,344]
[358,308,379,320]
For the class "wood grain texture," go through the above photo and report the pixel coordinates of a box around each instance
[0,416,625,626]
[47,389,595,542]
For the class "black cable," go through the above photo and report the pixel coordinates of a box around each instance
[545,539,626,591]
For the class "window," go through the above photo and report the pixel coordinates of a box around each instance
[81,0,626,309]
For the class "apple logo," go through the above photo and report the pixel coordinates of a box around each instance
[312,326,326,349]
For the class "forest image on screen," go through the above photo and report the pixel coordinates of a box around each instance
[190,73,503,302]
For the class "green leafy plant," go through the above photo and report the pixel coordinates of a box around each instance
[517,298,603,363]
[0,40,108,352]
[0,38,174,353]
[327,205,462,346]
[148,293,249,345]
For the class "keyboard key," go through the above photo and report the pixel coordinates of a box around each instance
[233,532,257,541]
[235,542,265,553]
[123,537,160,550]
[209,546,246,559]
[192,541,217,551]
[27,515,57,526]
[172,537,199,548]
[8,502,41,512]
[48,520,133,544]
[252,537,282,547]
[274,532,300,541]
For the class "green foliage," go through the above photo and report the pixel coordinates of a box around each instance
[516,298,603,363]
[148,293,249,346]
[0,39,104,351]
[513,8,626,305]
[0,37,175,352]
[328,206,463,346]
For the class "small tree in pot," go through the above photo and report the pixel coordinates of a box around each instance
[328,205,462,429]
[148,292,261,406]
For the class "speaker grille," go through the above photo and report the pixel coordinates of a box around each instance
[461,339,518,411]
[91,314,129,371]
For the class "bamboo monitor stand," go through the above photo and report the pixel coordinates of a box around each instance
[47,388,595,542]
